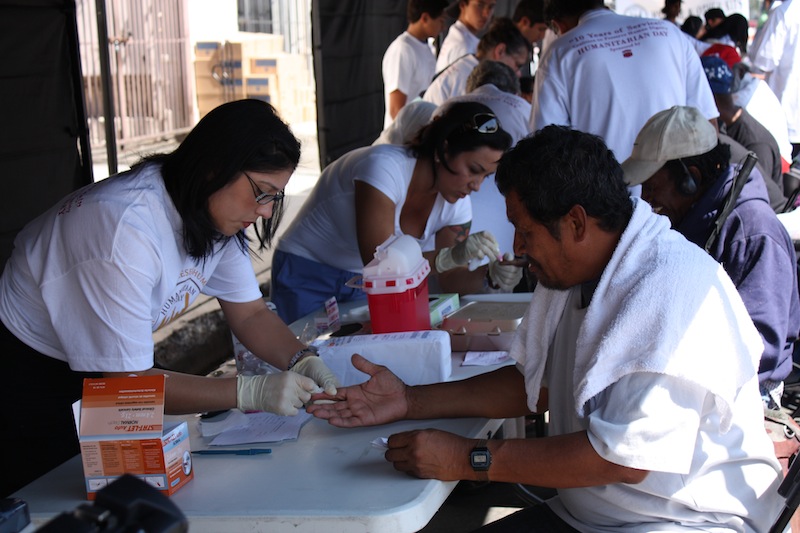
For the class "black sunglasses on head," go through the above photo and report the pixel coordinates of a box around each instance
[467,113,500,134]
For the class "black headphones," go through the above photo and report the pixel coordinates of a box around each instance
[676,159,698,196]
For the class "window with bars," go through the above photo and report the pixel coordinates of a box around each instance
[238,0,273,33]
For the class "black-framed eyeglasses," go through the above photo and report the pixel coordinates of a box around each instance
[244,172,285,205]
[467,113,500,134]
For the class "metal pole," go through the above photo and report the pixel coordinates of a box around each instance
[95,0,117,175]
[65,0,93,185]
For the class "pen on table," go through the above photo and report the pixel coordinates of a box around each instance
[192,448,272,455]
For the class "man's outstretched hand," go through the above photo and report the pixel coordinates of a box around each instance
[306,353,409,427]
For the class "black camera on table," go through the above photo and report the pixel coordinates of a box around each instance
[2,474,187,533]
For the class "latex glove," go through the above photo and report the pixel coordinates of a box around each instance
[291,355,340,395]
[236,372,318,416]
[435,231,500,273]
[488,252,523,292]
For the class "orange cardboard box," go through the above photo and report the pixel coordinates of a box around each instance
[74,375,193,500]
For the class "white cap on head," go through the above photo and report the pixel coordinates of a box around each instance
[622,106,718,186]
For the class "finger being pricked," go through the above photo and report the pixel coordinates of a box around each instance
[308,390,338,405]
[305,396,367,427]
[384,429,467,481]
[306,396,348,417]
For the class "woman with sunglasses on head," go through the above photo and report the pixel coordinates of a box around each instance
[271,101,517,325]
[0,99,339,497]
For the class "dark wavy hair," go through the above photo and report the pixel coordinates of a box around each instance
[476,17,530,59]
[513,0,546,24]
[134,99,300,259]
[703,13,749,53]
[409,101,512,175]
[681,15,703,37]
[408,0,448,23]
[496,125,633,238]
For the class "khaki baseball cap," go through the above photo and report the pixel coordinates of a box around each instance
[622,106,717,186]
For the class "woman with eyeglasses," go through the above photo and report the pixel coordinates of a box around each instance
[0,99,339,497]
[271,101,518,325]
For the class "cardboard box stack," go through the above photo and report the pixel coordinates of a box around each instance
[194,41,229,115]
[193,34,316,124]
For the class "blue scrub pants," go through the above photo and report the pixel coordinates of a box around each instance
[270,250,366,325]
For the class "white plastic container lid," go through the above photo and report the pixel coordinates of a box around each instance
[362,235,431,295]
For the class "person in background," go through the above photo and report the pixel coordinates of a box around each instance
[749,0,800,158]
[680,15,703,37]
[711,43,797,174]
[702,7,726,37]
[309,126,782,532]
[270,101,515,324]
[622,106,800,488]
[435,0,496,73]
[702,13,750,56]
[382,0,449,127]
[623,105,799,411]
[680,15,713,54]
[435,60,532,262]
[531,0,717,194]
[0,99,340,497]
[424,17,529,106]
[702,55,786,205]
[662,0,682,24]
[702,40,742,68]
[512,0,549,44]
[464,58,522,96]
[512,0,548,81]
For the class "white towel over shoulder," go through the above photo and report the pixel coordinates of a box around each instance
[509,198,764,432]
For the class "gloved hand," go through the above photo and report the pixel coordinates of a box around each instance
[236,372,318,416]
[435,231,500,273]
[488,252,524,292]
[291,355,340,395]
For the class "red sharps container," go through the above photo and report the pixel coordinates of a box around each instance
[362,235,431,334]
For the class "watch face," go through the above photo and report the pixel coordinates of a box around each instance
[470,449,491,471]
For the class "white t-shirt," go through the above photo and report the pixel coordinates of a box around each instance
[276,144,472,273]
[681,31,713,54]
[733,72,794,163]
[531,9,719,163]
[382,31,437,127]
[433,84,533,254]
[435,20,479,73]
[423,54,479,106]
[0,163,261,372]
[531,286,782,531]
[748,0,800,142]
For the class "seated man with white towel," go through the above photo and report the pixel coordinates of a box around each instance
[309,125,783,532]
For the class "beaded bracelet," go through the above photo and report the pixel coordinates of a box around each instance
[287,345,319,371]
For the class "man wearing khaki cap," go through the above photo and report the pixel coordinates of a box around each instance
[622,105,800,420]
